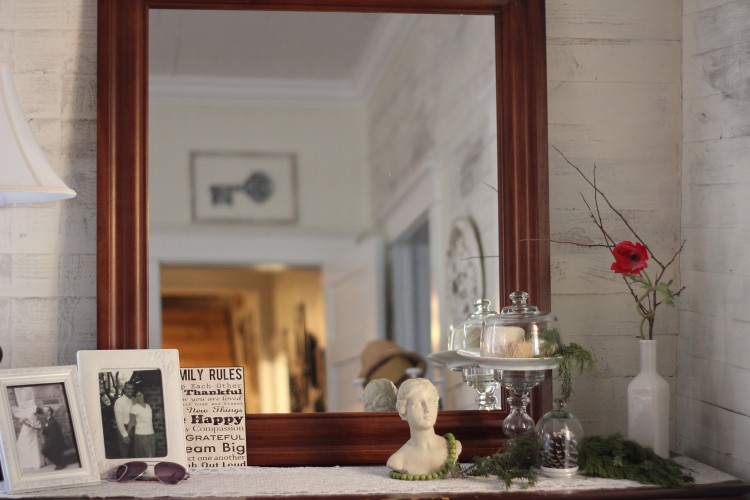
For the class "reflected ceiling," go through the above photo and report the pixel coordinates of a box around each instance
[149,11,414,106]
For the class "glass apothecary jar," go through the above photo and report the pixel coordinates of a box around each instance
[536,399,584,477]
[447,299,498,353]
[481,291,560,358]
[447,299,501,410]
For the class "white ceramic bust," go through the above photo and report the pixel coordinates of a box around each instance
[386,378,462,475]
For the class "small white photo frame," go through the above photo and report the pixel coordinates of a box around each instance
[0,365,100,494]
[76,349,187,475]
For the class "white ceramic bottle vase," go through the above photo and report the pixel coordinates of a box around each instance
[627,339,669,457]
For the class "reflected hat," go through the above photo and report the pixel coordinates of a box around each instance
[359,340,426,384]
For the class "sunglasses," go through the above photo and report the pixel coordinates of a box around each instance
[105,461,189,485]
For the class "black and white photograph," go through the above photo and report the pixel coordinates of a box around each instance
[77,349,188,474]
[8,383,81,473]
[98,368,167,459]
[0,366,100,494]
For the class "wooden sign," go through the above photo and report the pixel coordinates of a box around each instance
[180,367,247,468]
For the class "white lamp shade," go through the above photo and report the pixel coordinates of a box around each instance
[0,66,76,205]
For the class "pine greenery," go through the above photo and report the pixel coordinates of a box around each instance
[458,436,540,487]
[579,434,694,488]
[455,433,693,489]
[534,328,595,402]
[555,342,594,402]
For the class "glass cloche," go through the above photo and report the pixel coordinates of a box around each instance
[447,299,498,353]
[536,399,584,477]
[447,299,501,410]
[481,291,560,358]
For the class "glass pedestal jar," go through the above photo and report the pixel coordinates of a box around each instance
[448,299,501,410]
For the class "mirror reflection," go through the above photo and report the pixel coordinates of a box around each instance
[148,10,500,414]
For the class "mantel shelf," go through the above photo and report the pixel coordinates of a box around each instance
[1,456,748,499]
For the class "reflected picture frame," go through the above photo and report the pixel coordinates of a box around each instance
[77,349,187,475]
[0,365,100,494]
[191,151,298,224]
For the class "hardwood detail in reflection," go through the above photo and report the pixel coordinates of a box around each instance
[163,293,262,413]
[162,298,235,367]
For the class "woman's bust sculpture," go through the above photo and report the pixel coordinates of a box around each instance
[387,378,462,477]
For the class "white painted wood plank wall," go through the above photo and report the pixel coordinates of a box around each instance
[3,0,750,482]
[679,0,750,481]
[0,0,97,367]
[547,0,682,439]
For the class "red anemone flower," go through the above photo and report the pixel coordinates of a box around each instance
[611,241,649,275]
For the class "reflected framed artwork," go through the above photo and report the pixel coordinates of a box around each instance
[191,151,298,224]
[76,349,187,475]
[0,366,99,494]
[446,216,485,321]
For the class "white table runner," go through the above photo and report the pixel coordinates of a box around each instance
[0,456,739,498]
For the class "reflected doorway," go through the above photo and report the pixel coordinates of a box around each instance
[160,265,326,414]
[389,220,431,362]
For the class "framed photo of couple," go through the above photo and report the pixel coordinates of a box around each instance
[0,365,99,493]
[76,349,187,475]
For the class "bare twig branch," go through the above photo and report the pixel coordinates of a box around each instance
[552,146,670,268]
[550,240,611,248]
[483,181,498,193]
[552,146,685,339]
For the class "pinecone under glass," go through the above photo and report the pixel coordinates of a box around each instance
[542,431,578,469]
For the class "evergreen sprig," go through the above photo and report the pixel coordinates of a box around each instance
[556,343,595,402]
[535,328,595,402]
[579,434,694,488]
[535,328,563,356]
[459,436,540,487]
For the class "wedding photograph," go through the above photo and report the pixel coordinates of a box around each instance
[7,383,81,474]
[0,366,99,494]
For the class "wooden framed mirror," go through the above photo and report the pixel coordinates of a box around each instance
[96,0,550,465]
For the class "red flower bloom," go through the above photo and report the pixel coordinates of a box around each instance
[611,241,649,275]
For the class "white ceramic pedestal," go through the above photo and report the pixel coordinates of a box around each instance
[627,339,669,457]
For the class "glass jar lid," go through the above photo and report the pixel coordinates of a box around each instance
[447,299,498,351]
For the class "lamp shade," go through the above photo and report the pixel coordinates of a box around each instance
[0,66,76,205]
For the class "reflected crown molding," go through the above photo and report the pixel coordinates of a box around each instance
[149,15,416,109]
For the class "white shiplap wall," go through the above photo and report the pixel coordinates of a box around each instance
[678,0,750,480]
[4,0,750,481]
[0,0,97,368]
[547,0,682,439]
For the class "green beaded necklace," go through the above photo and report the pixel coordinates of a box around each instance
[388,433,457,481]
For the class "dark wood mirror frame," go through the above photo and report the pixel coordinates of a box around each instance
[96,0,550,466]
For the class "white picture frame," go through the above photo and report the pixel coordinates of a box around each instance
[0,365,100,494]
[191,151,299,224]
[76,349,187,475]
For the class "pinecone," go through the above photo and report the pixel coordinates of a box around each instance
[542,431,578,469]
